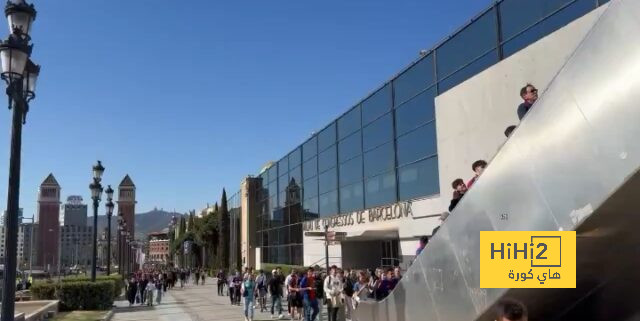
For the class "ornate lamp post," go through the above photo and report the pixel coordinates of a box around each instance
[89,160,104,282]
[117,217,124,278]
[105,185,114,275]
[0,1,38,320]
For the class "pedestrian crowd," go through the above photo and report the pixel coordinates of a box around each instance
[124,267,207,307]
[216,264,405,321]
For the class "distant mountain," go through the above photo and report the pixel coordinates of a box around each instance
[88,209,184,240]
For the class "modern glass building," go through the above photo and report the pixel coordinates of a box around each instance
[241,0,610,267]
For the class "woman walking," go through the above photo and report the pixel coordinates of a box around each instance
[255,270,268,313]
[242,273,257,321]
[127,277,138,307]
[324,267,344,321]
[156,276,163,304]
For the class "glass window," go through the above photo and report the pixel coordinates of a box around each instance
[338,105,361,140]
[395,87,436,136]
[436,8,498,80]
[363,113,393,151]
[393,54,435,105]
[339,156,363,187]
[303,136,317,161]
[279,173,289,193]
[318,145,337,173]
[365,170,397,208]
[362,84,392,125]
[290,165,302,185]
[338,131,362,163]
[279,226,290,245]
[289,148,302,168]
[303,156,317,180]
[398,157,439,201]
[290,224,303,244]
[502,0,595,58]
[319,190,338,217]
[268,165,277,182]
[292,245,303,265]
[269,229,279,246]
[340,181,364,213]
[319,167,337,194]
[364,142,395,178]
[303,176,318,200]
[396,122,437,166]
[278,191,286,207]
[439,50,498,93]
[269,181,277,198]
[318,123,337,152]
[303,197,319,217]
[278,157,289,175]
[500,0,583,41]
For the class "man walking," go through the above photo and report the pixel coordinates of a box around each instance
[269,268,284,319]
[300,267,319,321]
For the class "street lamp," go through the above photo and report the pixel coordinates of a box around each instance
[117,217,124,278]
[105,185,114,276]
[89,160,104,282]
[0,1,38,320]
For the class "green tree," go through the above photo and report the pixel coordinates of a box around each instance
[218,189,230,271]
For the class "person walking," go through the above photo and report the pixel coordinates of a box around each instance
[287,270,302,320]
[242,273,257,321]
[268,268,284,319]
[233,271,243,305]
[324,267,343,321]
[201,270,206,285]
[195,269,200,285]
[127,277,138,307]
[343,270,356,321]
[300,268,319,321]
[217,269,226,296]
[156,276,163,304]
[145,278,155,306]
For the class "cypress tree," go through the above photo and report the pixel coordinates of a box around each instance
[218,189,230,271]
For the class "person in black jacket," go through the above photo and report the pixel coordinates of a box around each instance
[517,84,538,120]
[127,277,138,307]
[268,268,284,318]
[449,178,467,212]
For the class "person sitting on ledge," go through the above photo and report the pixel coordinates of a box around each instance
[518,84,538,120]
[449,178,467,212]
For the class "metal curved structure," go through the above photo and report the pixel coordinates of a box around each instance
[354,0,640,320]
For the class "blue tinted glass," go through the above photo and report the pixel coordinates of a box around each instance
[303,197,319,216]
[303,176,318,199]
[362,84,392,125]
[269,181,277,198]
[395,87,436,136]
[268,165,277,182]
[338,131,362,163]
[364,142,395,178]
[278,191,286,207]
[303,156,317,180]
[303,136,317,161]
[363,113,393,151]
[289,148,302,168]
[394,54,435,105]
[318,123,337,152]
[278,157,289,176]
[502,0,595,58]
[436,9,497,80]
[500,0,584,41]
[319,190,338,217]
[598,0,609,4]
[396,122,437,166]
[279,172,289,193]
[398,157,439,200]
[439,50,498,93]
[290,165,302,185]
[339,155,363,187]
[319,167,338,194]
[318,145,337,173]
[340,181,364,213]
[365,170,397,208]
[338,105,361,140]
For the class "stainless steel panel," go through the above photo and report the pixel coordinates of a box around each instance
[353,0,640,320]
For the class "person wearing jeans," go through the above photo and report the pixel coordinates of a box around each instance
[268,268,284,319]
[300,268,319,321]
[242,273,257,321]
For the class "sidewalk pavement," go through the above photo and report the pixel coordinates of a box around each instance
[112,277,331,321]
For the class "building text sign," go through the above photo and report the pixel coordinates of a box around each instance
[303,201,414,232]
[480,231,576,288]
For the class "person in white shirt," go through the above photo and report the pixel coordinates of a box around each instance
[145,279,155,306]
[323,266,344,321]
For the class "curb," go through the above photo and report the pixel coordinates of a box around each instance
[101,309,115,321]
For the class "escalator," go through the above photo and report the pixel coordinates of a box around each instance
[353,0,640,320]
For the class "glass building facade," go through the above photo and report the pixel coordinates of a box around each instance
[228,190,242,270]
[255,0,608,266]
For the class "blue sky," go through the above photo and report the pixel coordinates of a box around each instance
[0,0,490,219]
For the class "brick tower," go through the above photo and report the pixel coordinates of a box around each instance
[117,175,136,238]
[36,174,61,269]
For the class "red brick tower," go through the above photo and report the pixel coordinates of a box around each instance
[117,175,136,238]
[36,174,61,269]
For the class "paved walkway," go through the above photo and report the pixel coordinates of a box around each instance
[112,277,325,321]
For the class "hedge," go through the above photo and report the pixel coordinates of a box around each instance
[59,275,123,298]
[261,263,307,277]
[31,280,114,311]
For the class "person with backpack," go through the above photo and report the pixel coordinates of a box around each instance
[268,268,284,319]
[300,267,319,321]
[287,270,302,320]
[255,270,268,313]
[242,273,257,321]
